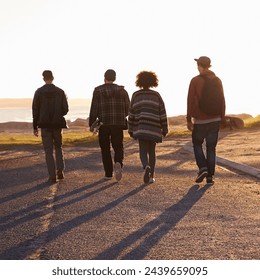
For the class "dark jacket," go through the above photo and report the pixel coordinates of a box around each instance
[128,89,168,143]
[32,84,69,130]
[187,70,226,122]
[89,83,130,128]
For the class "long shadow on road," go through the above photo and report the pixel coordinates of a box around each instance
[93,184,211,260]
[0,181,149,259]
[0,179,108,231]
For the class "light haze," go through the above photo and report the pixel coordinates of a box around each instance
[1,0,259,117]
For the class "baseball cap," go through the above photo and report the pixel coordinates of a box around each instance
[194,56,211,67]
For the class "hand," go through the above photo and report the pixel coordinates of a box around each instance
[220,117,227,129]
[187,122,194,131]
[33,129,39,137]
[162,131,167,137]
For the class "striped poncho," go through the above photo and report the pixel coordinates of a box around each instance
[128,89,168,143]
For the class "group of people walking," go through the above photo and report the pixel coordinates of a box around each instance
[32,56,226,185]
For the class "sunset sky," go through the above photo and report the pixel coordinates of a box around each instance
[1,0,260,116]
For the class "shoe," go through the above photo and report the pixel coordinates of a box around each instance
[114,162,122,182]
[206,176,214,185]
[57,170,64,180]
[104,176,113,180]
[149,177,155,183]
[48,177,57,183]
[143,165,151,184]
[195,169,208,183]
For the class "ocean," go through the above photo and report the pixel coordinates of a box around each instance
[0,105,90,123]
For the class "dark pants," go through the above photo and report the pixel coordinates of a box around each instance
[98,125,124,177]
[138,139,156,177]
[41,128,65,178]
[192,121,220,177]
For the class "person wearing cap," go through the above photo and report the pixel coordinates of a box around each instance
[89,69,130,181]
[32,70,69,183]
[187,56,226,184]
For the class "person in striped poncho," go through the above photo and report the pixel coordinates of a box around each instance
[128,71,168,184]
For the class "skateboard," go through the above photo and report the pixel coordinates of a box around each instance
[223,116,244,130]
[90,119,103,135]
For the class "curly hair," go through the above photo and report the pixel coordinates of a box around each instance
[135,71,159,89]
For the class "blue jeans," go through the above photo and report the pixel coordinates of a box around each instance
[138,140,156,176]
[98,125,124,177]
[192,121,220,177]
[41,128,65,178]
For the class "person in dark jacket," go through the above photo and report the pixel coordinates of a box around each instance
[32,70,69,183]
[187,56,226,185]
[89,69,130,181]
[128,71,168,184]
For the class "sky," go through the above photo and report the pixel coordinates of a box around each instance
[1,0,260,117]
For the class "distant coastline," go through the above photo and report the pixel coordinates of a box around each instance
[0,98,91,123]
[0,114,255,131]
[1,99,257,126]
[0,98,91,108]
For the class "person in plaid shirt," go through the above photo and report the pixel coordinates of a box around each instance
[89,69,130,181]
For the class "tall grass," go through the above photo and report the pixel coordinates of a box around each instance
[244,115,260,128]
[0,130,98,147]
[0,127,190,147]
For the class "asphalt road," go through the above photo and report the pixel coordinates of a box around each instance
[0,137,260,260]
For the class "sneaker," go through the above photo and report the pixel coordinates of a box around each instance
[143,165,151,184]
[206,176,214,185]
[114,162,122,182]
[57,170,64,180]
[104,176,113,180]
[149,177,155,183]
[195,169,208,183]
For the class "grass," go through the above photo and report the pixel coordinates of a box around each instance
[3,117,260,148]
[0,134,42,146]
[244,115,260,128]
[62,130,99,146]
[0,130,99,148]
[0,126,191,148]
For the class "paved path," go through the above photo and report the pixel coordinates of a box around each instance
[0,137,259,259]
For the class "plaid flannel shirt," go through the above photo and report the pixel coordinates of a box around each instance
[89,83,130,127]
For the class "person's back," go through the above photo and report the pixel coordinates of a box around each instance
[32,70,69,183]
[129,88,168,143]
[33,84,68,129]
[128,71,168,184]
[89,83,129,127]
[187,56,226,185]
[89,69,130,181]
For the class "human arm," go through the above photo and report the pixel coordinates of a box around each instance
[32,91,40,135]
[187,121,194,131]
[186,79,196,131]
[127,95,135,137]
[89,89,99,127]
[62,91,69,116]
[159,95,168,136]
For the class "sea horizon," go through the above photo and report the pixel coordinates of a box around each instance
[0,98,91,123]
[0,98,185,123]
[0,98,258,124]
[0,105,90,123]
